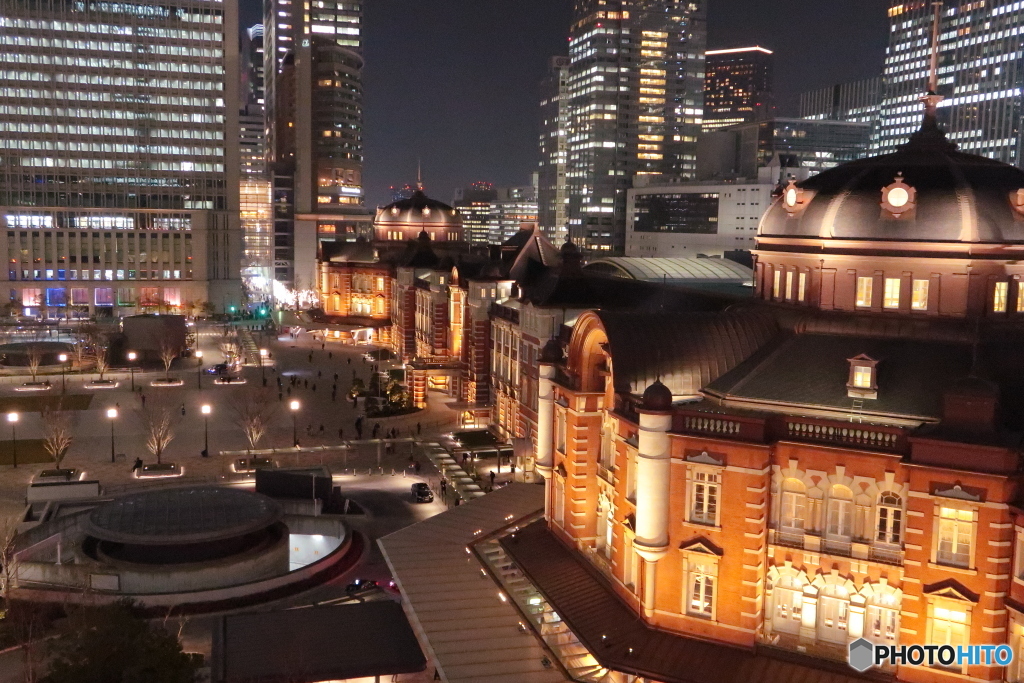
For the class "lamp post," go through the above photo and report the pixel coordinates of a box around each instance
[106,407,117,463]
[58,353,67,393]
[201,404,211,456]
[7,412,18,468]
[290,399,300,448]
[196,350,204,389]
[259,348,268,385]
[127,351,137,391]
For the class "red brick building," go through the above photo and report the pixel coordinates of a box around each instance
[530,116,1024,681]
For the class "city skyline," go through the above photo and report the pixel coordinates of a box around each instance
[239,0,890,208]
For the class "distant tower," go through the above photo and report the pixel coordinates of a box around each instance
[703,47,774,132]
[538,56,570,243]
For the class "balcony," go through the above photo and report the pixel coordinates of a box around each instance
[597,464,614,484]
[782,418,906,454]
[769,528,805,550]
[868,544,904,566]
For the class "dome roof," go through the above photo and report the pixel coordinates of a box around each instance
[759,128,1024,244]
[374,190,463,242]
[642,380,674,412]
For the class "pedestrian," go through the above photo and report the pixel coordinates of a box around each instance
[414,460,421,474]
[416,422,421,435]
[279,392,283,402]
[181,403,186,416]
[116,402,120,409]
[489,470,496,486]
[461,453,468,466]
[347,358,351,365]
[262,377,267,387]
[321,343,325,350]
[440,479,447,495]
[304,379,308,388]
[141,394,146,407]
[319,424,324,435]
[328,351,332,359]
[287,386,292,396]
[317,370,322,378]
[334,373,339,381]
[132,457,143,474]
[308,352,313,363]
[338,427,344,440]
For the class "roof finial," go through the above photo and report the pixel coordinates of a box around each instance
[416,159,423,191]
[921,2,944,127]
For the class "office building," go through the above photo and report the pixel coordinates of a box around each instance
[626,177,773,258]
[453,181,539,246]
[264,0,371,292]
[537,56,570,244]
[874,1,1024,161]
[698,118,871,181]
[0,0,242,318]
[800,76,883,125]
[239,23,272,299]
[565,0,706,256]
[703,46,774,132]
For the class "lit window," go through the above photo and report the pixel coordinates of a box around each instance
[785,270,793,301]
[826,485,853,540]
[852,366,873,389]
[876,492,902,544]
[780,478,805,532]
[684,556,717,619]
[929,603,969,672]
[883,278,900,309]
[936,506,974,568]
[772,269,781,299]
[912,279,929,310]
[688,470,720,526]
[856,276,873,308]
[994,281,1009,312]
[797,272,807,302]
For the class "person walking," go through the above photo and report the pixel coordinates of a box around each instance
[416,422,421,436]
[338,427,344,440]
[140,394,146,407]
[180,403,186,416]
[489,470,496,487]
[132,457,143,474]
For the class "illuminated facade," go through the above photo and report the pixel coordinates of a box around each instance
[0,0,242,318]
[522,108,1024,682]
[566,0,706,256]
[240,23,272,298]
[264,0,371,290]
[702,46,774,132]
[875,1,1024,162]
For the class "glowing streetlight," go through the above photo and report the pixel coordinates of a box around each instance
[106,407,117,463]
[57,352,68,393]
[259,348,268,385]
[289,399,300,447]
[195,349,204,389]
[127,351,137,391]
[201,404,211,456]
[6,412,18,468]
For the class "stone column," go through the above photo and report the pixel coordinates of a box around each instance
[634,396,672,619]
[410,369,427,409]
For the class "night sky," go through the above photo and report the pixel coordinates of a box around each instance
[240,1,891,208]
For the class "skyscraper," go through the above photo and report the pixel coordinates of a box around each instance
[240,24,272,297]
[702,46,774,132]
[537,56,570,244]
[264,0,370,291]
[453,181,539,246]
[0,0,242,317]
[799,76,882,125]
[874,1,1024,161]
[566,0,706,255]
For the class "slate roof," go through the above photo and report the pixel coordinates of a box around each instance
[501,521,874,683]
[583,257,753,284]
[704,333,975,421]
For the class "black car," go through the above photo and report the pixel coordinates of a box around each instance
[411,482,434,503]
[206,363,231,375]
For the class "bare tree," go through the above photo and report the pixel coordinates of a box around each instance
[0,516,18,618]
[232,387,278,453]
[24,345,44,383]
[92,340,110,381]
[158,340,179,381]
[218,337,240,366]
[40,402,74,472]
[138,404,176,464]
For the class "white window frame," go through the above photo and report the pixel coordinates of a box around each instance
[875,492,903,545]
[683,553,719,620]
[856,276,873,308]
[826,485,854,540]
[934,504,976,569]
[785,270,794,301]
[852,365,873,389]
[772,268,782,299]
[1015,529,1024,582]
[912,278,929,310]
[780,479,806,532]
[927,598,971,673]
[883,277,900,309]
[687,467,721,527]
[797,271,807,302]
[995,281,1009,313]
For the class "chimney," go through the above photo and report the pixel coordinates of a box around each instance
[942,377,999,434]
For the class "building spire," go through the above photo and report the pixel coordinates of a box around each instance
[416,159,423,191]
[920,2,944,127]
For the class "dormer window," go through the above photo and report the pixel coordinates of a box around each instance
[847,354,879,400]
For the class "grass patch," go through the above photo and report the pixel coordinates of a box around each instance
[0,394,93,413]
[0,440,53,465]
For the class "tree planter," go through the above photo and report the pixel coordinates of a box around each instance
[136,463,183,478]
[16,382,52,392]
[214,376,247,385]
[150,378,184,387]
[84,379,119,389]
[34,468,83,483]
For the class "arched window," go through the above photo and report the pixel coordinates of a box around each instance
[780,479,806,531]
[771,574,805,635]
[867,592,900,646]
[876,492,903,544]
[818,584,850,644]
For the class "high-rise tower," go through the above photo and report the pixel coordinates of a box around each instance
[0,0,242,317]
[566,0,706,255]
[703,46,774,132]
[538,56,570,244]
[874,1,1024,162]
[264,0,370,291]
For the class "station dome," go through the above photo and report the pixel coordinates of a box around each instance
[374,189,463,243]
[759,123,1024,245]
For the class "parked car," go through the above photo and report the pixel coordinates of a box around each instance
[345,578,378,594]
[411,482,434,503]
[206,363,231,375]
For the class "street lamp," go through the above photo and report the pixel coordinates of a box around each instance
[259,348,268,385]
[6,412,18,469]
[57,353,68,393]
[106,407,117,463]
[127,351,137,391]
[201,404,211,456]
[289,399,300,447]
[195,350,204,389]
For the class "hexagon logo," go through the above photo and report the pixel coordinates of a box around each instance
[848,637,875,673]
